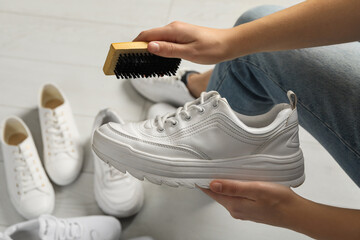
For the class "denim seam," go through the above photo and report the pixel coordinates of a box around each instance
[235,58,360,159]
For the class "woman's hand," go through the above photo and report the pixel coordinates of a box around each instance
[133,21,234,64]
[200,180,297,227]
[201,180,360,240]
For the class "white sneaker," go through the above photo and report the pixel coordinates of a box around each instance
[130,69,196,106]
[38,84,83,186]
[4,214,121,240]
[92,109,144,217]
[147,103,177,120]
[0,232,10,240]
[93,91,305,188]
[0,117,54,219]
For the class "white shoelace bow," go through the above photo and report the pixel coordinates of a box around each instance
[43,218,82,240]
[45,111,73,155]
[155,91,221,132]
[13,148,38,194]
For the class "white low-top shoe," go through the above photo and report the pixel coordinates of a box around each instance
[130,69,196,106]
[4,214,121,240]
[93,91,305,189]
[92,109,144,217]
[38,84,83,186]
[0,117,54,219]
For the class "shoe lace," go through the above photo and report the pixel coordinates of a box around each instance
[154,91,220,131]
[44,111,73,155]
[13,147,39,194]
[43,218,82,240]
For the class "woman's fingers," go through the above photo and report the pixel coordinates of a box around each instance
[147,41,190,58]
[209,180,265,199]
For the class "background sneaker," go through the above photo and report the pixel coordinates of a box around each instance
[4,214,121,240]
[147,103,177,120]
[92,108,144,217]
[38,84,83,186]
[1,116,54,219]
[0,232,11,240]
[93,91,305,189]
[128,237,154,240]
[129,69,196,107]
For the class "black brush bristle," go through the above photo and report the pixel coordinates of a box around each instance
[114,53,181,79]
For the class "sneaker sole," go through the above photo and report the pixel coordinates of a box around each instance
[93,130,305,189]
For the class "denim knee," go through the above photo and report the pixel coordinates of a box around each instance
[234,5,285,27]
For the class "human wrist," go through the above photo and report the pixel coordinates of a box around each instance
[221,22,265,61]
[274,190,306,229]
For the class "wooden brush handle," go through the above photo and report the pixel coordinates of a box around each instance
[112,41,148,50]
[103,42,149,75]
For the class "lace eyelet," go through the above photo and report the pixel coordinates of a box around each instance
[198,108,205,114]
[213,102,219,108]
[172,121,178,126]
[184,116,191,121]
[157,128,165,133]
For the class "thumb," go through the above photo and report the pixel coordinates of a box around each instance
[148,41,186,59]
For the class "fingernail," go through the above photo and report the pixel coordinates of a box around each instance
[211,182,222,192]
[148,42,160,53]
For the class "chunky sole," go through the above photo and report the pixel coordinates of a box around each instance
[92,130,305,189]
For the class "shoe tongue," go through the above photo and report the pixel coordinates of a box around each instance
[39,215,57,240]
[198,91,220,103]
[53,104,66,114]
[18,137,32,149]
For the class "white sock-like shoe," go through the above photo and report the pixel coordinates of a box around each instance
[130,69,196,106]
[1,117,55,219]
[93,91,305,188]
[4,215,121,240]
[38,84,83,186]
[92,108,144,217]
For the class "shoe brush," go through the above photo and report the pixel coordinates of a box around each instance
[103,42,181,79]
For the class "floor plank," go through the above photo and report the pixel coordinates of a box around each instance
[0,57,145,121]
[0,0,173,28]
[0,12,146,67]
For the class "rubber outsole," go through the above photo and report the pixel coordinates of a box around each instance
[92,136,305,189]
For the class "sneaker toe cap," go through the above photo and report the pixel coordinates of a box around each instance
[20,193,54,219]
[47,155,82,185]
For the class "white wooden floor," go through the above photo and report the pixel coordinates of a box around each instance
[0,0,359,239]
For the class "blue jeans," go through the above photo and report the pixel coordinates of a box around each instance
[207,5,360,187]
